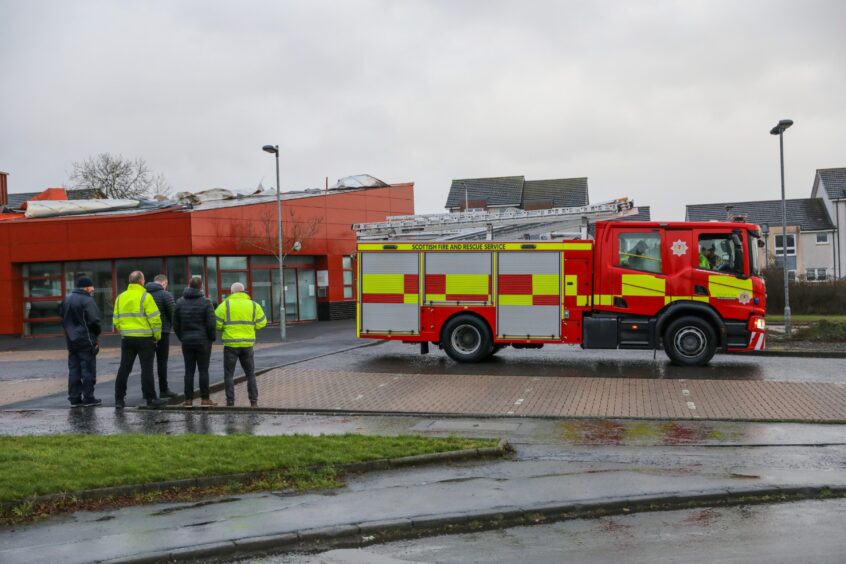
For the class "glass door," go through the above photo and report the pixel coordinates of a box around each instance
[252,270,273,322]
[297,269,317,321]
[284,268,298,322]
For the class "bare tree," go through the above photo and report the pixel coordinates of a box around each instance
[70,153,172,199]
[241,206,323,263]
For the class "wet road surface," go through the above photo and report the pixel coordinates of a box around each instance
[311,340,846,383]
[269,499,846,564]
[0,320,367,409]
[2,415,843,564]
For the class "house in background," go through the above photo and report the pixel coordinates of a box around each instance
[686,167,846,281]
[811,167,846,279]
[685,198,836,281]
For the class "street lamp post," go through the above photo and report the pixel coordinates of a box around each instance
[262,144,286,340]
[769,119,793,338]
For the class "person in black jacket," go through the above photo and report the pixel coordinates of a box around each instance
[145,274,177,399]
[60,276,102,407]
[173,275,217,408]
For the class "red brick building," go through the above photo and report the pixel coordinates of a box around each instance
[0,172,413,336]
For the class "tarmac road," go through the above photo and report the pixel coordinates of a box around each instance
[271,499,846,564]
[1,412,843,563]
[309,339,846,383]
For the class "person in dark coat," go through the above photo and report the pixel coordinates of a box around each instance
[173,275,217,408]
[60,276,102,407]
[145,274,177,399]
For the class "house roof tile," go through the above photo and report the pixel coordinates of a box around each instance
[685,198,833,231]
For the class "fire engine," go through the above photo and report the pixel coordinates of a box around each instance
[355,220,766,366]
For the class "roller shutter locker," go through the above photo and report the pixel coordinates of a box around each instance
[360,252,419,334]
[425,252,492,303]
[497,252,560,338]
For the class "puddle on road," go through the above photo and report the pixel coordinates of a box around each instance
[559,419,746,446]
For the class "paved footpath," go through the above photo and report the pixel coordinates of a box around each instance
[0,320,367,409]
[213,365,846,421]
[1,413,844,563]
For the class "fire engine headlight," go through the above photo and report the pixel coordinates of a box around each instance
[753,318,766,331]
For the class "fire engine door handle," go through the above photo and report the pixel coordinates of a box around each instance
[694,285,708,296]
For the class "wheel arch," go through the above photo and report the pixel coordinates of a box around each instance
[439,310,494,344]
[655,302,726,349]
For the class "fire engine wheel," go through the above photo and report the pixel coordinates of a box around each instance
[442,315,493,363]
[663,316,717,366]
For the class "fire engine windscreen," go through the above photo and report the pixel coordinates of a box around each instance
[697,234,745,275]
[748,233,762,277]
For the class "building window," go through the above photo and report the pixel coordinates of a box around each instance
[219,256,249,300]
[816,233,830,245]
[65,260,115,332]
[115,258,165,292]
[774,234,796,256]
[806,268,828,282]
[343,256,355,299]
[618,232,662,274]
[22,262,65,336]
[165,257,189,290]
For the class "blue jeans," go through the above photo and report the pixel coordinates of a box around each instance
[68,347,97,403]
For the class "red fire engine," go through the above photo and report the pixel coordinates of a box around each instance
[356,220,766,366]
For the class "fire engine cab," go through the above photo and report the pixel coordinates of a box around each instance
[356,221,766,366]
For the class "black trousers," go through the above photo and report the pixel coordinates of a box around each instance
[182,342,212,400]
[68,347,97,403]
[223,346,257,404]
[154,332,171,392]
[115,337,157,401]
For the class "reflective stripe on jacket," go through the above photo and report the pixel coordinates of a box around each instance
[113,283,162,340]
[214,292,267,348]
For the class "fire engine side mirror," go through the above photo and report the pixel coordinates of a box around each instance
[757,239,765,248]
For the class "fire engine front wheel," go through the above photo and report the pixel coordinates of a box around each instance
[663,316,717,366]
[442,315,493,363]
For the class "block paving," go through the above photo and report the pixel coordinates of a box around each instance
[212,366,846,422]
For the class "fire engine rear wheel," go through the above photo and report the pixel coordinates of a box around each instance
[442,315,493,363]
[663,316,717,366]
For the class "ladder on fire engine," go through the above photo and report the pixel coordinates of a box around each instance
[353,198,638,241]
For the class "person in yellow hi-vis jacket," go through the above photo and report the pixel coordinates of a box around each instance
[215,282,267,407]
[113,271,168,409]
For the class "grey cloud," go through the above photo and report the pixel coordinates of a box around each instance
[1,0,844,220]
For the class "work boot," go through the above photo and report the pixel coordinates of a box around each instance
[114,398,126,409]
[146,398,168,409]
[200,399,217,408]
[82,397,103,407]
[183,399,193,408]
[70,398,84,408]
[159,389,179,399]
[250,401,258,408]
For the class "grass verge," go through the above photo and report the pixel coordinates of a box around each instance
[0,434,498,524]
[766,314,846,323]
[792,320,846,342]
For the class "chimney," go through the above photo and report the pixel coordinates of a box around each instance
[0,171,8,207]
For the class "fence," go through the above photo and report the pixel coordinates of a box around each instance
[762,268,846,315]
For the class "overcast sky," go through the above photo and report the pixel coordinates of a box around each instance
[1,0,844,220]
